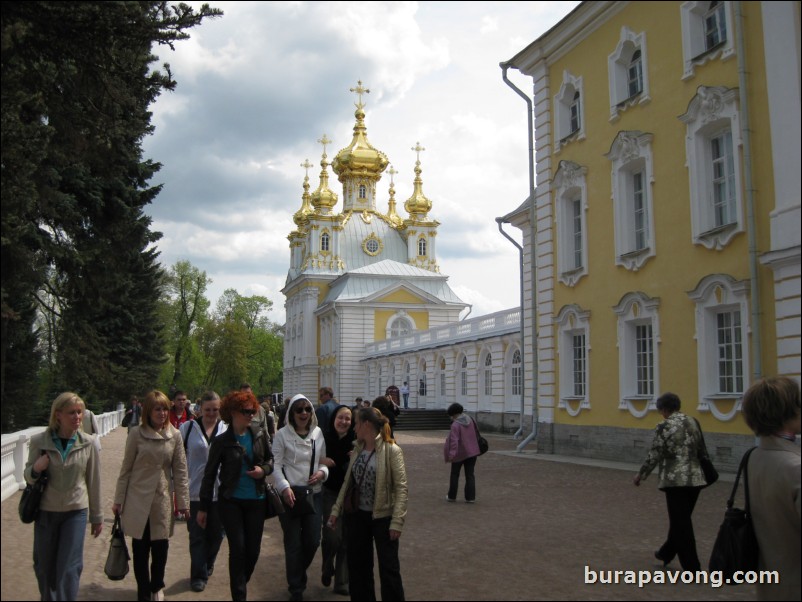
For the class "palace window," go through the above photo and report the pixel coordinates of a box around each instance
[688,274,750,420]
[556,305,591,416]
[387,313,415,339]
[608,27,650,121]
[511,349,523,397]
[554,70,585,151]
[358,184,367,199]
[681,1,735,79]
[459,355,468,398]
[555,161,588,286]
[418,360,427,397]
[483,353,493,396]
[614,292,660,417]
[679,86,743,250]
[320,232,330,252]
[438,358,447,397]
[606,131,656,271]
[418,237,427,257]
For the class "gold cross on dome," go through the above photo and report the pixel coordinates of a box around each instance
[350,80,370,109]
[411,142,426,163]
[301,159,313,178]
[318,134,332,157]
[388,165,397,184]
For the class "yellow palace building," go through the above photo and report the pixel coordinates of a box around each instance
[500,1,800,469]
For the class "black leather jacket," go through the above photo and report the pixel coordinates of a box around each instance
[199,424,273,511]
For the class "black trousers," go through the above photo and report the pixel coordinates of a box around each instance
[218,497,266,601]
[345,511,405,602]
[132,520,169,601]
[659,487,702,571]
[448,456,477,501]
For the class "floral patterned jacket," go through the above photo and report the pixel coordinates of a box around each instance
[638,412,706,489]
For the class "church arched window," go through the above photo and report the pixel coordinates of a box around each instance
[358,184,367,199]
[321,232,330,252]
[418,237,427,257]
[391,317,413,338]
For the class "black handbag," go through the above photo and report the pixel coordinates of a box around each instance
[708,447,759,579]
[104,514,130,581]
[694,418,719,486]
[19,469,48,524]
[265,483,285,519]
[283,440,317,517]
[472,419,489,455]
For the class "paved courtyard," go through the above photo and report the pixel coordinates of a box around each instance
[2,426,756,601]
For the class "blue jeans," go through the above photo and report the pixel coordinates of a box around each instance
[402,394,409,409]
[188,501,224,582]
[448,456,477,501]
[34,508,87,601]
[345,511,405,601]
[279,492,323,596]
[218,497,266,601]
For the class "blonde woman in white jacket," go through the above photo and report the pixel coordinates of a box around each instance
[273,393,329,602]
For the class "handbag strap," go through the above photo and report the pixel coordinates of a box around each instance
[472,417,483,441]
[282,437,317,482]
[726,446,757,511]
[692,417,711,459]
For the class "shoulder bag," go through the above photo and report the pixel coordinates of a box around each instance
[265,483,285,519]
[104,513,130,580]
[472,419,489,456]
[693,418,719,486]
[19,468,48,524]
[708,447,759,579]
[283,439,317,517]
[343,449,375,514]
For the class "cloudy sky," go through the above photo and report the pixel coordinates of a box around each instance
[144,1,579,326]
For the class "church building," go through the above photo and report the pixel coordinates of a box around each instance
[282,82,468,404]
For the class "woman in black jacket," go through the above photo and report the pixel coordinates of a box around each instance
[320,405,355,595]
[198,390,273,601]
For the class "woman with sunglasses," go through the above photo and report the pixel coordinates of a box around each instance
[273,393,329,602]
[197,390,273,601]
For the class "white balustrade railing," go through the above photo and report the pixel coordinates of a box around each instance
[364,307,521,358]
[1,408,125,503]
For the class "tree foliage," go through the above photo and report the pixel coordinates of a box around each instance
[1,2,222,430]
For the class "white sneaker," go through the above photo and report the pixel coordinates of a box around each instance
[151,590,164,601]
[445,496,455,502]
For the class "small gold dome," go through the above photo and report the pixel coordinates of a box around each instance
[311,135,338,212]
[404,142,432,219]
[332,81,389,181]
[293,159,314,226]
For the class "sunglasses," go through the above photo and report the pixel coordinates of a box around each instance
[294,406,313,414]
[239,409,257,416]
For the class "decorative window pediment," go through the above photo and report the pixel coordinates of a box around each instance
[613,292,660,417]
[555,305,591,416]
[555,161,589,287]
[554,71,585,152]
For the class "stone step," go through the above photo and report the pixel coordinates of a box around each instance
[395,409,451,431]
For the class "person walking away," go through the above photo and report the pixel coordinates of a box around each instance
[632,392,705,571]
[25,392,103,601]
[274,393,329,601]
[444,403,481,503]
[123,395,143,433]
[320,405,355,595]
[113,390,190,601]
[328,407,408,601]
[741,377,801,601]
[180,390,227,592]
[197,389,273,601]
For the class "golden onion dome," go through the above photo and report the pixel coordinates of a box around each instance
[293,159,314,226]
[404,142,432,219]
[310,134,338,212]
[331,81,389,181]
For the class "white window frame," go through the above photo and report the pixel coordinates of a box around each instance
[679,86,743,250]
[418,360,428,397]
[417,237,427,257]
[358,184,367,200]
[555,161,589,287]
[688,274,750,421]
[510,349,523,398]
[458,355,468,399]
[614,292,660,417]
[554,70,585,152]
[481,352,493,397]
[556,305,591,416]
[437,357,447,398]
[606,131,656,271]
[608,27,650,121]
[386,310,416,339]
[680,1,735,80]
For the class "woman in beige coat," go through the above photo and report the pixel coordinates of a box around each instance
[114,390,189,601]
[741,377,801,601]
